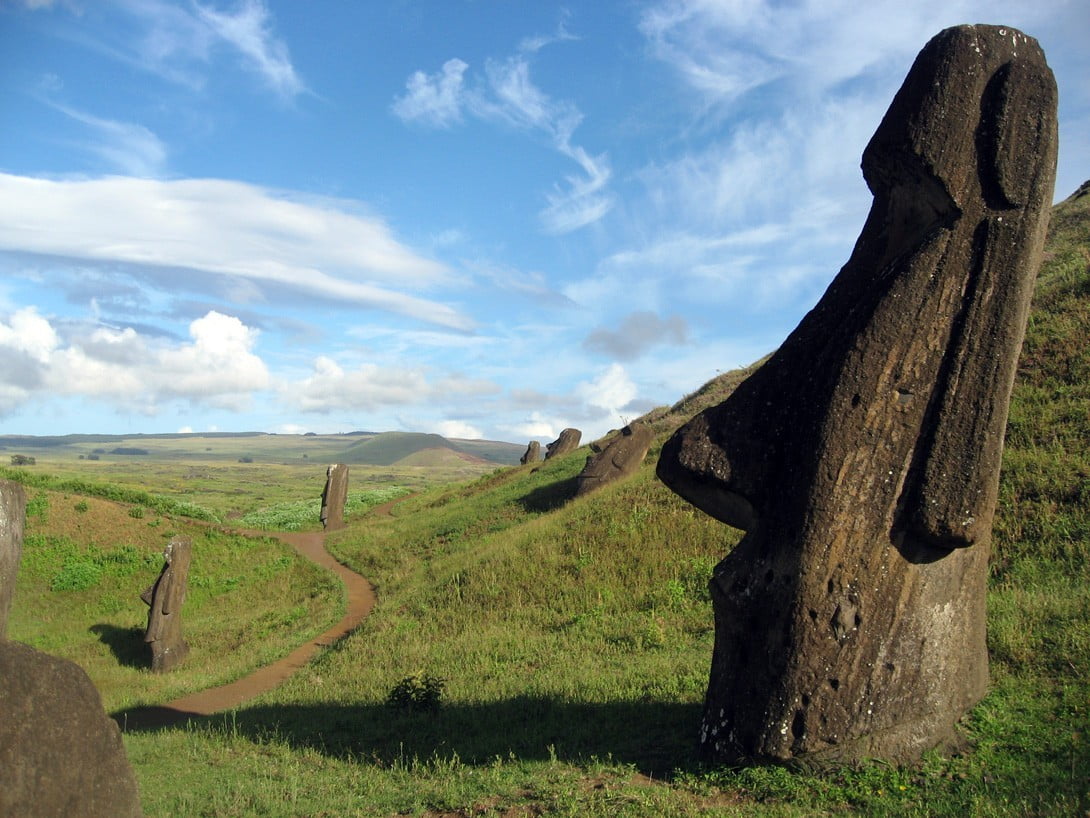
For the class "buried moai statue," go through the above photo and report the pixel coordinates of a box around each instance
[141,536,192,673]
[576,423,654,497]
[544,428,581,460]
[320,463,349,530]
[657,25,1057,764]
[520,441,542,465]
[0,480,143,817]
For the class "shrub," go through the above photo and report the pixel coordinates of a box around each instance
[386,673,446,712]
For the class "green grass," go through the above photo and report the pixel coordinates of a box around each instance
[12,184,1090,815]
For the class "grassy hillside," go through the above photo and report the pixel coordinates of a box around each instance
[339,431,523,466]
[14,182,1090,815]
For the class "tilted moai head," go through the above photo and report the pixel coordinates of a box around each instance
[657,25,1057,764]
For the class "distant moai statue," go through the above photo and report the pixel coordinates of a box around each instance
[520,441,542,465]
[0,480,143,817]
[575,423,654,497]
[141,536,193,673]
[657,25,1057,764]
[320,463,349,530]
[544,428,581,460]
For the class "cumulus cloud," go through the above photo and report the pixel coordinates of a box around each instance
[393,39,613,233]
[0,173,471,330]
[434,419,484,440]
[583,311,690,361]
[0,308,269,416]
[391,58,468,127]
[287,356,429,413]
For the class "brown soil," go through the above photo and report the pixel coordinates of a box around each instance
[115,525,373,732]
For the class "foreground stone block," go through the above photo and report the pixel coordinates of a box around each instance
[657,24,1057,763]
[520,441,542,464]
[575,423,654,497]
[141,536,192,673]
[0,641,143,817]
[320,463,350,530]
[544,428,581,460]
[0,480,25,637]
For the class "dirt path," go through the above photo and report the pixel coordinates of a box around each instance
[116,525,373,731]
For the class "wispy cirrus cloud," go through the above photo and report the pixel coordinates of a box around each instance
[46,102,168,176]
[30,0,304,99]
[0,173,471,330]
[392,31,613,234]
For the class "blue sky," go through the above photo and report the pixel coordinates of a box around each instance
[1,1,1087,443]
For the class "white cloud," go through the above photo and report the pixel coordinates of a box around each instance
[577,363,638,418]
[0,308,269,416]
[287,356,429,413]
[434,419,484,440]
[48,103,168,176]
[394,43,613,233]
[0,174,472,330]
[195,0,304,98]
[392,58,468,127]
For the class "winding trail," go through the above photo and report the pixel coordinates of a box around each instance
[116,525,374,732]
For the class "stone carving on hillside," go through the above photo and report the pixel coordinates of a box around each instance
[656,24,1057,764]
[520,441,542,464]
[0,480,143,817]
[544,428,581,460]
[320,463,349,529]
[141,536,193,673]
[575,423,654,497]
[0,479,25,637]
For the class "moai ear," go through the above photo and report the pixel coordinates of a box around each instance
[895,51,1058,553]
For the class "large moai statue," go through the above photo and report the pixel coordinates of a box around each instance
[0,481,143,817]
[657,25,1057,764]
[544,428,581,460]
[141,536,192,673]
[575,423,654,497]
[320,463,349,530]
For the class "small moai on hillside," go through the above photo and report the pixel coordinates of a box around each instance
[544,428,581,460]
[141,536,193,673]
[0,480,144,817]
[0,479,25,638]
[520,440,542,465]
[575,423,654,497]
[320,463,349,530]
[657,24,1057,764]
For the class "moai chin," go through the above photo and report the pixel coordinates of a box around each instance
[141,536,192,673]
[657,25,1057,764]
[320,463,349,530]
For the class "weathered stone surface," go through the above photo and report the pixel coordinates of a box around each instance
[141,536,192,673]
[657,24,1057,764]
[575,423,654,497]
[520,441,542,465]
[544,428,581,460]
[0,640,143,818]
[320,463,350,530]
[0,480,25,638]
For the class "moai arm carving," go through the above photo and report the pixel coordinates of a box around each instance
[657,25,1056,764]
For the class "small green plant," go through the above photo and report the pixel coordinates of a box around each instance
[74,500,89,513]
[386,672,446,712]
[128,505,145,519]
[25,492,48,521]
[50,556,103,592]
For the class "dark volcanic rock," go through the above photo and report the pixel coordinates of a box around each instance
[141,537,192,673]
[520,441,542,465]
[575,423,654,497]
[544,428,581,460]
[320,463,350,530]
[0,480,25,637]
[1,480,143,817]
[0,641,143,818]
[657,24,1057,764]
